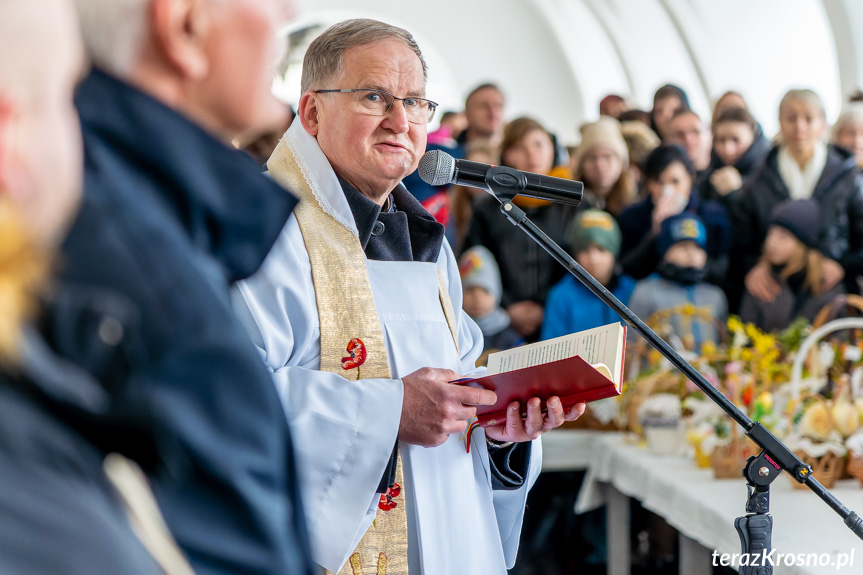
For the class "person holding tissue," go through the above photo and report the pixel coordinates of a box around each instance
[617,145,733,286]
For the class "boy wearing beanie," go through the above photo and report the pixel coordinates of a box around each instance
[459,246,524,364]
[740,200,844,332]
[541,210,636,340]
[628,213,728,349]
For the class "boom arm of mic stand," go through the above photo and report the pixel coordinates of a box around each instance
[488,186,863,542]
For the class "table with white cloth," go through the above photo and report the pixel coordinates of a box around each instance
[540,429,863,574]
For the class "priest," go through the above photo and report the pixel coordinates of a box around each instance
[234,19,586,575]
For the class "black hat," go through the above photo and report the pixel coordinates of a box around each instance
[770,200,820,249]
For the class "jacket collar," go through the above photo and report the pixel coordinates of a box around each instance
[75,68,296,282]
[759,144,857,201]
[339,176,445,263]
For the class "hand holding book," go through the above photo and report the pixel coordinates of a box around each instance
[481,395,587,444]
[455,322,626,429]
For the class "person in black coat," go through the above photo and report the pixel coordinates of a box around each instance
[700,106,771,204]
[617,145,733,286]
[464,117,579,340]
[47,3,315,574]
[731,89,863,307]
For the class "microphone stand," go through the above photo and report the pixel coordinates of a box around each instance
[481,166,863,572]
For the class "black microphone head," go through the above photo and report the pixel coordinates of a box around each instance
[418,149,455,187]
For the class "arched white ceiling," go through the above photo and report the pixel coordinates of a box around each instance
[289,0,850,145]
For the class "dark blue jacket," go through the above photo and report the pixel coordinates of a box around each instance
[52,69,314,575]
[541,273,636,340]
[617,191,733,285]
[0,329,160,575]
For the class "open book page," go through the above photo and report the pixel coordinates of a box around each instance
[486,322,624,386]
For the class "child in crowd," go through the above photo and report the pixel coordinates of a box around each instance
[541,210,636,340]
[740,200,844,332]
[459,246,524,365]
[628,214,728,350]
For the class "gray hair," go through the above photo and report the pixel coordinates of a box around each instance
[300,19,427,94]
[779,88,825,119]
[832,102,863,141]
[72,0,149,76]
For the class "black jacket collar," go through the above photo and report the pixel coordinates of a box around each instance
[338,178,444,263]
[75,68,296,282]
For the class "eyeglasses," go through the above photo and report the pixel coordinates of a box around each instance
[314,88,438,124]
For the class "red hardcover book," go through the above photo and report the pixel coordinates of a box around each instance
[458,322,626,427]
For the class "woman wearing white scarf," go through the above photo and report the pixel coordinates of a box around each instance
[731,89,863,309]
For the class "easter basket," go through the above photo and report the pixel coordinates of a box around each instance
[845,454,863,486]
[787,317,863,488]
[710,425,759,479]
[786,393,850,490]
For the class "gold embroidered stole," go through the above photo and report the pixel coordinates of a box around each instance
[267,136,458,575]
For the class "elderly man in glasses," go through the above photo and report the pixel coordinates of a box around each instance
[235,18,584,575]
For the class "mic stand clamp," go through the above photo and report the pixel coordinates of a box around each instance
[735,452,779,575]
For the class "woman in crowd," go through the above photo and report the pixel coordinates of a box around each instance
[733,89,863,305]
[571,118,637,216]
[740,200,844,332]
[831,103,863,169]
[617,145,733,284]
[465,117,579,340]
[649,84,690,140]
[700,106,771,203]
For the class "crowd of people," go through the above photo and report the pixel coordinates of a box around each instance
[446,81,863,357]
[4,1,863,574]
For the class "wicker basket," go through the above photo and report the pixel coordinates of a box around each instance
[790,450,847,489]
[711,431,758,479]
[847,452,863,486]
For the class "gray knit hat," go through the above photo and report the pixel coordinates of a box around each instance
[458,246,502,304]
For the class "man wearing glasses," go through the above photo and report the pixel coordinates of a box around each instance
[234,19,583,575]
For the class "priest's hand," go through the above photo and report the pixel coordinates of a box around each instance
[400,368,497,448]
[484,397,586,443]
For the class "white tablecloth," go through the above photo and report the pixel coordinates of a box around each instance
[540,428,608,471]
[555,431,863,574]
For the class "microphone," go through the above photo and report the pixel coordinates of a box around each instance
[418,149,583,206]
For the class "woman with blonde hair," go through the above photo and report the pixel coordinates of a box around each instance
[465,117,579,339]
[572,117,637,216]
[831,103,863,169]
[740,200,843,332]
[732,88,863,311]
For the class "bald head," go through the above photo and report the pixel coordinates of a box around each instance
[0,0,85,246]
